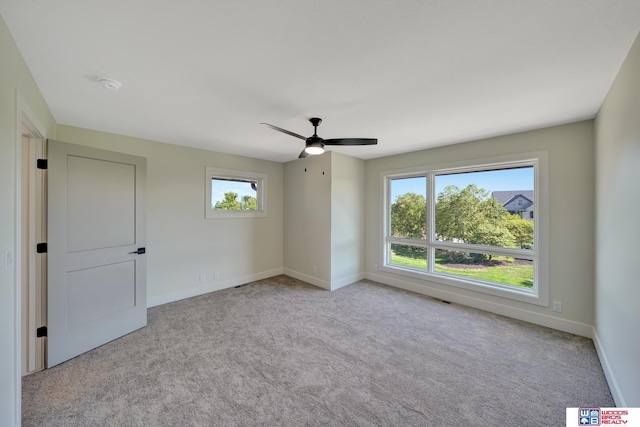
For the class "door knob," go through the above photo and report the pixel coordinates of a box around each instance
[128,247,146,255]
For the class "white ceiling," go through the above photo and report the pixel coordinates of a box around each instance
[2,1,640,162]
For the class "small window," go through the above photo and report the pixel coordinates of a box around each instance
[205,167,267,219]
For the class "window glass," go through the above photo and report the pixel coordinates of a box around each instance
[389,243,428,271]
[211,178,258,211]
[434,249,534,289]
[435,167,534,249]
[389,176,427,239]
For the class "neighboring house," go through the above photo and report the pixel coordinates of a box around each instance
[492,190,534,219]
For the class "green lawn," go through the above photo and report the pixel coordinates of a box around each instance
[390,253,428,270]
[390,251,533,289]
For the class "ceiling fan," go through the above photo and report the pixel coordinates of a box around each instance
[261,117,377,158]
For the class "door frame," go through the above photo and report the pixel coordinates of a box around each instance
[14,91,48,426]
[21,135,46,374]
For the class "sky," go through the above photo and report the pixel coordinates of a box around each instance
[390,167,534,201]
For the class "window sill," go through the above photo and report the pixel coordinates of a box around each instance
[205,210,267,219]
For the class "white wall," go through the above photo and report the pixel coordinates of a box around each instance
[594,31,640,407]
[0,15,57,427]
[365,121,595,337]
[56,126,284,306]
[283,153,332,288]
[331,152,365,288]
[283,151,365,290]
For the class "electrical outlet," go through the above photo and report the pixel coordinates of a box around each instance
[214,272,220,280]
[199,274,206,283]
[552,301,562,313]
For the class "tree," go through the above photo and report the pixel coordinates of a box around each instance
[435,184,520,263]
[390,193,426,238]
[214,192,241,210]
[241,195,257,211]
[471,222,516,250]
[504,214,534,248]
[435,184,510,244]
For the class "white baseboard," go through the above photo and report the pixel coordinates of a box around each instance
[147,268,284,308]
[150,268,363,307]
[366,271,593,338]
[282,269,364,291]
[329,272,366,290]
[592,327,626,407]
[282,269,331,290]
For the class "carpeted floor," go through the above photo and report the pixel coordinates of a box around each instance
[22,276,614,426]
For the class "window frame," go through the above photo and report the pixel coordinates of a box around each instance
[205,167,267,219]
[380,151,549,307]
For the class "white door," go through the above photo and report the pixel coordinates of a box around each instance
[47,140,147,367]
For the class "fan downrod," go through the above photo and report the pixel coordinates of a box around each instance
[309,117,322,135]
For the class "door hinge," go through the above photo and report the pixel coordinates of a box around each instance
[36,243,48,253]
[36,159,48,169]
[36,326,47,337]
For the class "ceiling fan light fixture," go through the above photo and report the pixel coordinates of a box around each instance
[261,117,376,158]
[304,141,324,155]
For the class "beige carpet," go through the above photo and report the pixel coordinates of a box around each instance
[22,276,613,426]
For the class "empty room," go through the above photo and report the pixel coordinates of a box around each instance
[1,1,639,426]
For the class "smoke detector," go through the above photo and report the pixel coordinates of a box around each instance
[98,77,121,91]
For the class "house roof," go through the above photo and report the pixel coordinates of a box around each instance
[492,191,534,210]
[1,2,640,162]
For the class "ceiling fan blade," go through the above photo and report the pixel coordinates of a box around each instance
[323,138,378,146]
[261,123,307,140]
[298,150,308,158]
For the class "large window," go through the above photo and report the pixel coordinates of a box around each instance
[205,167,267,218]
[382,152,548,306]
